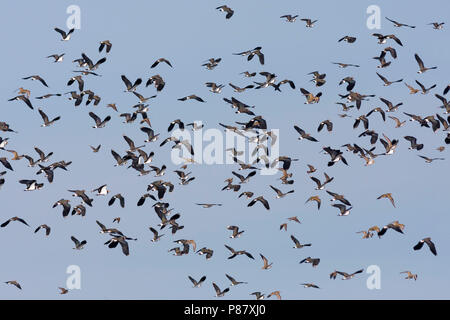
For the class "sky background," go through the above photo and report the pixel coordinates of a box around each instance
[0,0,449,299]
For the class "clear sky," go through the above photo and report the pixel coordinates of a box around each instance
[0,0,449,299]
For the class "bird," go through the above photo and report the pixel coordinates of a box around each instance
[306,164,317,174]
[53,199,71,217]
[404,136,424,150]
[366,107,386,123]
[233,47,264,65]
[322,147,348,166]
[71,236,87,250]
[89,112,111,128]
[317,120,333,132]
[294,126,318,142]
[58,287,69,294]
[19,179,44,191]
[205,82,225,94]
[338,36,357,43]
[121,75,142,92]
[212,283,229,297]
[146,75,165,92]
[418,155,445,163]
[196,247,214,260]
[178,95,205,103]
[444,85,450,95]
[250,292,265,300]
[291,235,311,249]
[339,77,356,91]
[54,27,74,41]
[227,225,244,238]
[415,53,437,74]
[305,196,321,210]
[216,5,234,19]
[428,22,445,30]
[301,283,320,289]
[380,134,399,155]
[332,62,360,68]
[332,204,352,216]
[300,88,322,104]
[280,15,298,22]
[389,116,406,128]
[225,274,247,286]
[330,269,364,280]
[385,17,415,28]
[151,58,172,68]
[405,82,420,94]
[310,173,334,190]
[1,216,29,228]
[46,53,65,62]
[299,257,320,267]
[0,157,14,171]
[372,33,403,46]
[108,194,125,208]
[105,236,131,256]
[232,170,257,184]
[301,18,318,27]
[229,83,254,93]
[326,191,351,206]
[260,254,273,270]
[267,291,282,300]
[196,203,221,209]
[400,271,418,281]
[413,237,437,256]
[92,184,109,196]
[270,185,294,198]
[34,224,51,236]
[202,58,222,70]
[247,196,270,210]
[377,221,405,237]
[38,108,60,127]
[188,275,206,288]
[68,189,93,207]
[225,245,254,260]
[67,75,84,91]
[415,80,436,94]
[80,53,106,71]
[5,281,22,290]
[8,95,33,109]
[90,145,101,153]
[140,127,159,143]
[377,193,396,208]
[376,72,402,86]
[98,40,112,53]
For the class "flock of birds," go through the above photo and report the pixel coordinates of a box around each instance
[2,6,448,299]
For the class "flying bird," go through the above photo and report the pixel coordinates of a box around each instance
[413,237,437,256]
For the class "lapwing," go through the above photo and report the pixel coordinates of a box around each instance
[1,216,29,228]
[247,196,270,210]
[385,17,415,28]
[188,276,206,288]
[415,53,437,74]
[46,53,65,62]
[216,5,234,19]
[280,15,298,22]
[299,257,320,267]
[54,27,74,41]
[5,281,22,290]
[413,237,437,256]
[71,236,87,250]
[98,40,112,53]
[400,271,418,280]
[212,282,229,297]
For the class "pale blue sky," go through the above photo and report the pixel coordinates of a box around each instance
[0,0,449,299]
